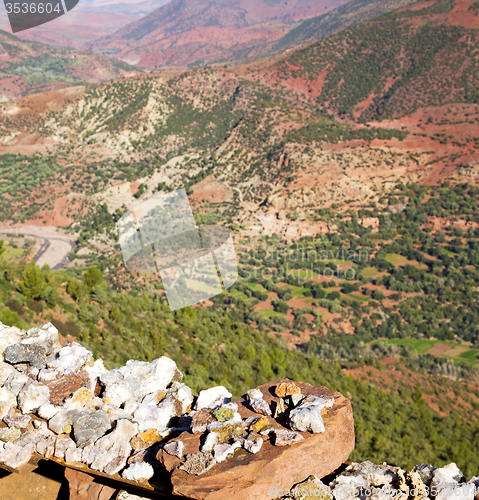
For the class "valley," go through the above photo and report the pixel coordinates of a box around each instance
[0,0,478,476]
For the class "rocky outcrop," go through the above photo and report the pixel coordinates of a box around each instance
[157,379,354,500]
[1,320,478,500]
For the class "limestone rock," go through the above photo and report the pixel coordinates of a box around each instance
[0,401,11,419]
[159,379,354,500]
[247,388,272,416]
[36,435,56,458]
[0,386,16,406]
[244,434,263,454]
[48,408,78,434]
[47,342,93,375]
[200,431,220,453]
[195,386,232,410]
[72,410,112,447]
[274,429,303,446]
[37,402,61,420]
[0,441,35,469]
[275,382,300,398]
[250,397,272,416]
[100,357,180,406]
[179,452,217,475]
[122,462,155,481]
[289,396,334,434]
[3,409,31,428]
[131,428,162,450]
[141,390,166,405]
[3,324,62,369]
[18,381,50,414]
[54,436,76,459]
[0,324,22,360]
[164,440,185,459]
[0,361,16,386]
[4,371,30,395]
[191,408,215,433]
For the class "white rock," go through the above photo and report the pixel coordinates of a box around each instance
[96,419,138,453]
[48,409,78,434]
[81,444,104,465]
[246,388,263,401]
[0,402,11,419]
[123,400,139,416]
[0,361,16,386]
[47,342,93,375]
[289,396,331,434]
[64,446,83,463]
[133,397,177,432]
[432,463,464,484]
[103,381,137,407]
[250,398,272,416]
[214,441,241,462]
[195,386,232,410]
[141,390,166,405]
[38,368,62,384]
[0,323,22,360]
[91,450,118,472]
[175,385,193,414]
[244,436,263,454]
[100,357,179,405]
[0,441,35,469]
[164,440,185,459]
[330,473,369,500]
[122,462,155,481]
[0,387,16,406]
[54,436,76,459]
[37,402,61,420]
[18,381,50,414]
[84,358,107,393]
[36,435,56,458]
[201,432,221,453]
[3,410,31,429]
[89,419,138,474]
[4,371,30,395]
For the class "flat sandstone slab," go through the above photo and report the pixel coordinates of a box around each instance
[157,379,354,500]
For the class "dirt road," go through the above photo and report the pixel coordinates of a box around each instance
[0,226,76,270]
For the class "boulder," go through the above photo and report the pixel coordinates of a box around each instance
[157,379,354,500]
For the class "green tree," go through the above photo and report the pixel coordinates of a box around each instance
[83,267,103,288]
[17,261,46,300]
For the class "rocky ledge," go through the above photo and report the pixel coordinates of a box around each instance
[0,321,478,500]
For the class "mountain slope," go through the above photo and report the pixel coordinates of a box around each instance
[0,29,140,100]
[270,0,479,120]
[272,0,419,50]
[88,0,350,67]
